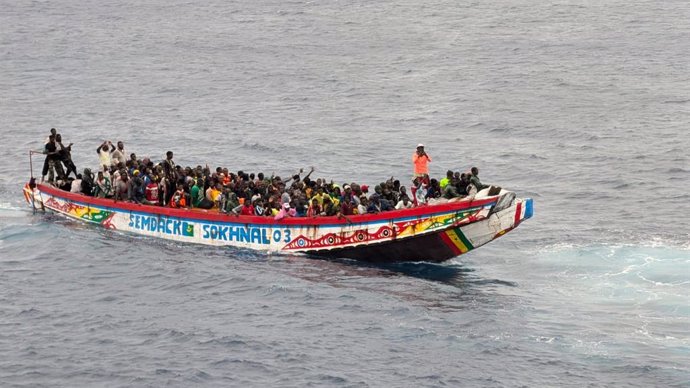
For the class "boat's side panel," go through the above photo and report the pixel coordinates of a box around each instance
[315,198,533,262]
[443,197,533,255]
[26,185,497,255]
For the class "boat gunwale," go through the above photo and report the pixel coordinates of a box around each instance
[32,183,499,226]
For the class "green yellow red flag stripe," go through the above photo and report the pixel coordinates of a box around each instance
[441,228,474,254]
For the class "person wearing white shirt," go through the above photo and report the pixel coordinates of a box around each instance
[70,174,83,193]
[395,195,414,210]
[111,141,127,166]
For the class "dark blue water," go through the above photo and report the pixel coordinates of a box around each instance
[1,0,688,386]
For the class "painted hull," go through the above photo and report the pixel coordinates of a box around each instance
[23,183,533,263]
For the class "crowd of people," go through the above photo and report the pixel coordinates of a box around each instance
[40,131,495,219]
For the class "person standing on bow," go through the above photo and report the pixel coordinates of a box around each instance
[412,143,431,178]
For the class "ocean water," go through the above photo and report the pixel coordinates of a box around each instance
[1,0,688,386]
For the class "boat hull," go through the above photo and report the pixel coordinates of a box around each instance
[23,183,532,263]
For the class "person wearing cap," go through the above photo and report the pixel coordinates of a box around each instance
[413,143,431,178]
[274,202,296,220]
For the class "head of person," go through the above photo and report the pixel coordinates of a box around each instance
[471,167,479,176]
[166,151,173,160]
[76,173,82,180]
[416,143,424,154]
[402,195,410,204]
[117,141,124,150]
[101,143,109,152]
[55,134,62,142]
[97,171,103,179]
[50,128,57,136]
[446,170,453,178]
[130,153,137,161]
[48,135,55,143]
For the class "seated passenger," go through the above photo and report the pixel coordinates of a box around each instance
[356,195,368,215]
[440,170,453,190]
[469,167,488,191]
[128,170,146,204]
[274,202,296,220]
[426,179,442,199]
[456,173,470,196]
[94,170,112,198]
[254,199,266,216]
[70,174,83,193]
[239,199,255,216]
[322,196,338,216]
[145,177,159,204]
[379,196,395,211]
[442,183,460,199]
[294,197,308,217]
[206,183,222,206]
[220,191,240,214]
[340,193,356,216]
[113,172,129,201]
[367,194,384,214]
[81,168,95,196]
[169,184,187,208]
[192,180,214,209]
[307,198,321,217]
[395,194,414,209]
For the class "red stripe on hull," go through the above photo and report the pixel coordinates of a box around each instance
[34,183,498,227]
[514,201,522,227]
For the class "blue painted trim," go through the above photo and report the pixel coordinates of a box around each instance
[523,198,533,220]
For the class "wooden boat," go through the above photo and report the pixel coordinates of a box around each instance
[23,182,532,263]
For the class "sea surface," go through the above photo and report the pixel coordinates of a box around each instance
[1,0,688,387]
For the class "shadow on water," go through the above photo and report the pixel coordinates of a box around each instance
[298,255,518,289]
